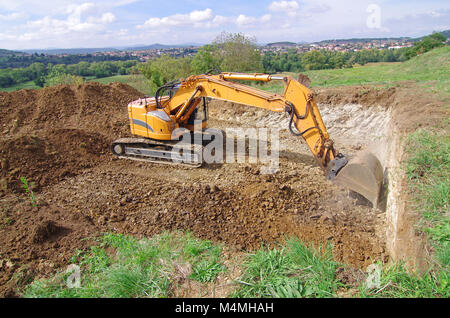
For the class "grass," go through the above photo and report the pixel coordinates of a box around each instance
[19,176,38,207]
[22,232,226,298]
[1,80,40,92]
[306,47,449,90]
[405,129,450,269]
[85,74,153,95]
[358,263,448,298]
[21,232,449,298]
[232,240,448,298]
[231,239,342,298]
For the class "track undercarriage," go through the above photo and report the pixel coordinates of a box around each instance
[111,137,204,168]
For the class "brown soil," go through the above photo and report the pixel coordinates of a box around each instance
[0,81,443,297]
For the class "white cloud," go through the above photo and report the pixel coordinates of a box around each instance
[66,2,96,15]
[15,2,117,42]
[1,0,449,50]
[212,15,232,25]
[110,0,141,7]
[101,12,116,24]
[139,8,214,28]
[236,14,272,27]
[118,28,128,36]
[261,14,272,23]
[0,12,25,21]
[269,1,299,13]
[190,8,213,22]
[236,14,256,26]
[0,32,15,40]
[268,1,300,18]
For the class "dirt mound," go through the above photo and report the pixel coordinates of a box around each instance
[0,82,145,195]
[0,82,144,138]
[0,202,98,297]
[0,129,110,193]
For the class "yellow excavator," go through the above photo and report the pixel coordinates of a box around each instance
[111,72,383,207]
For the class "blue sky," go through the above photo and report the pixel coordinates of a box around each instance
[0,0,449,49]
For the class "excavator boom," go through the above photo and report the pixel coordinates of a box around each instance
[112,72,383,207]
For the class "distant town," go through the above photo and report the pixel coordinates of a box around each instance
[122,38,417,61]
[13,35,449,62]
[71,39,415,61]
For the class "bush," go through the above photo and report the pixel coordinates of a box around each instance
[44,69,84,87]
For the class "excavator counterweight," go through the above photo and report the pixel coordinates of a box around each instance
[112,72,384,207]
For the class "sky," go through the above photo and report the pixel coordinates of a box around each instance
[0,0,449,50]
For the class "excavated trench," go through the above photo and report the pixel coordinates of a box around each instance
[0,83,421,296]
[208,96,410,268]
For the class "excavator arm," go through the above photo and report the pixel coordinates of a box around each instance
[161,73,340,172]
[113,72,383,207]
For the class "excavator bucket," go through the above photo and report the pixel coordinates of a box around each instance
[333,151,384,208]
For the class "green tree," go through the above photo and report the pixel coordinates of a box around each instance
[77,61,91,76]
[140,54,192,93]
[191,45,220,74]
[405,32,447,59]
[212,32,263,72]
[301,51,326,70]
[28,62,46,79]
[0,71,14,87]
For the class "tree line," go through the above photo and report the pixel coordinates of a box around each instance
[0,52,139,69]
[0,60,139,88]
[262,48,407,73]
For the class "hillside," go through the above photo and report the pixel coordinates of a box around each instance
[305,46,450,90]
[0,49,24,57]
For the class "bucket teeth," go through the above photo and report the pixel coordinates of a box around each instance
[333,151,383,208]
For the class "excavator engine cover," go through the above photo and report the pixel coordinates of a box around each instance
[332,151,383,208]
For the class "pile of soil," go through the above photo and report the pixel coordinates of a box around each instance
[0,129,109,192]
[0,200,98,297]
[0,82,144,137]
[0,82,144,193]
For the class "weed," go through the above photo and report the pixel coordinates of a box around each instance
[3,217,14,226]
[20,176,38,207]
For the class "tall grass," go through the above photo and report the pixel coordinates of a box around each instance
[359,263,449,298]
[405,129,450,269]
[231,239,342,298]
